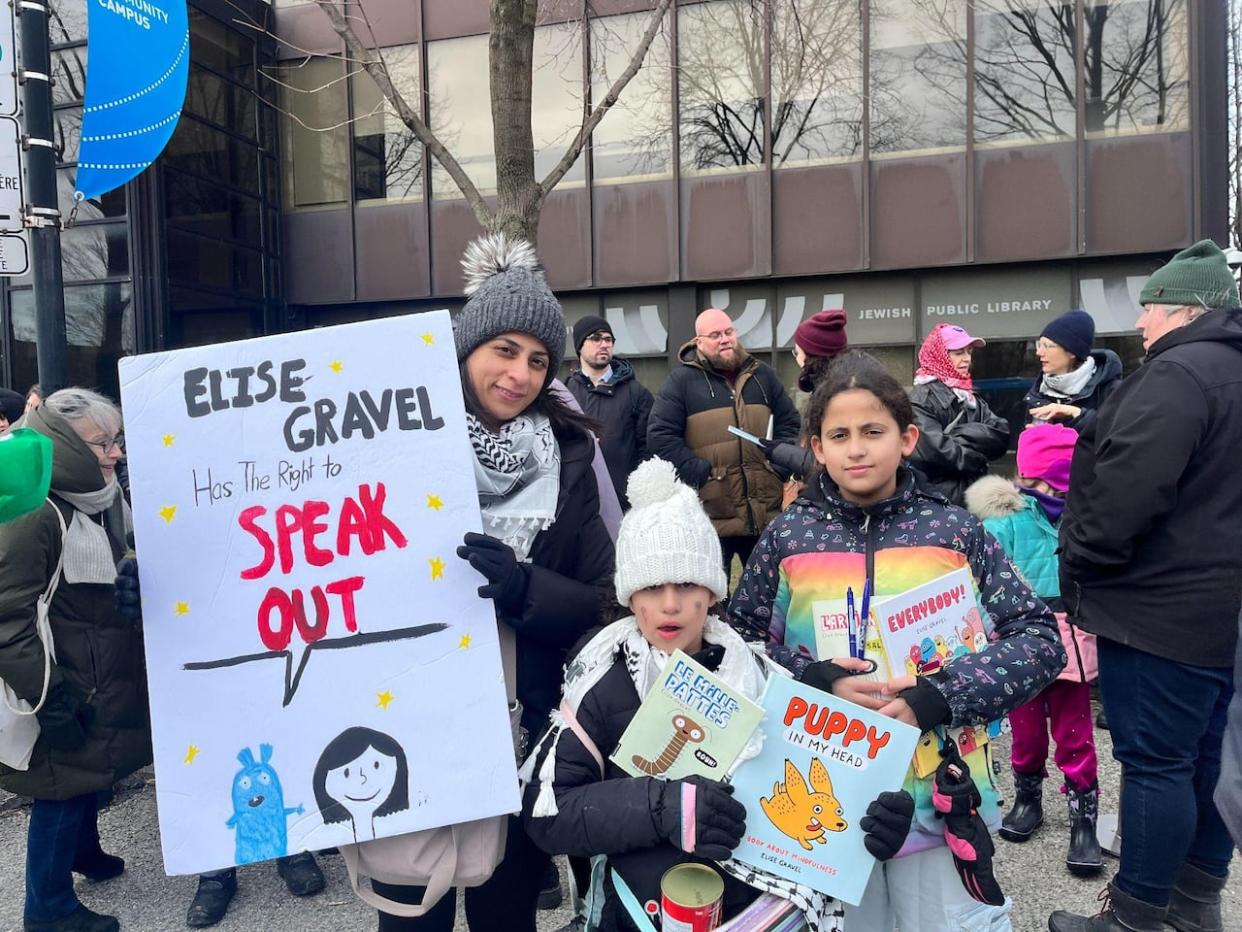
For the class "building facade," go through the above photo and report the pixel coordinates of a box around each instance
[0,0,1229,431]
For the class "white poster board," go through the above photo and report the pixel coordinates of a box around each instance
[119,311,520,875]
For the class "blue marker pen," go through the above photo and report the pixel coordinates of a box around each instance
[846,586,857,660]
[858,578,872,658]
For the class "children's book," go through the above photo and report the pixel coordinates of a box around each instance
[872,566,985,679]
[612,650,764,781]
[729,675,920,905]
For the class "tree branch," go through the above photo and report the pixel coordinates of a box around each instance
[313,0,493,229]
[538,0,675,198]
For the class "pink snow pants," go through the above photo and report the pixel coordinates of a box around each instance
[1008,679,1099,790]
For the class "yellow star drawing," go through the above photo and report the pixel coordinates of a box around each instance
[376,690,395,710]
[329,360,344,373]
[429,557,445,580]
[421,332,435,346]
[162,433,176,447]
[459,634,472,650]
[184,745,200,765]
[158,505,177,524]
[174,601,190,616]
[426,494,443,511]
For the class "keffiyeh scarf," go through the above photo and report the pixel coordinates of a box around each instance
[468,412,560,562]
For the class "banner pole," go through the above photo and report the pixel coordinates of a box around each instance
[18,0,66,394]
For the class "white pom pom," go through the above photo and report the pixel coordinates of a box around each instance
[625,458,682,510]
[461,232,540,295]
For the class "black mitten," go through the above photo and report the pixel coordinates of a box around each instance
[35,683,91,752]
[456,532,529,612]
[800,659,859,694]
[114,555,141,621]
[656,777,747,862]
[860,790,915,861]
[932,738,1005,906]
[897,676,953,732]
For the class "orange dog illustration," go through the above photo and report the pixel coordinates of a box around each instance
[759,758,848,851]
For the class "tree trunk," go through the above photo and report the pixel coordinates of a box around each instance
[490,0,541,245]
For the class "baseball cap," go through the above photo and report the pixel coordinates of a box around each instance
[939,325,986,350]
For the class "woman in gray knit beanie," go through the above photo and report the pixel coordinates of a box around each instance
[374,234,615,932]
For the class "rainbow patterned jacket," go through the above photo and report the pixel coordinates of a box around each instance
[728,468,1066,855]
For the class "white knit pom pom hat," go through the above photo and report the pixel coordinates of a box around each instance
[614,458,728,606]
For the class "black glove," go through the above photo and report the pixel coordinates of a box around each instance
[860,790,914,861]
[114,554,141,621]
[897,677,953,732]
[656,777,747,861]
[932,738,1005,906]
[456,532,529,612]
[35,683,93,752]
[690,644,726,673]
[800,659,873,694]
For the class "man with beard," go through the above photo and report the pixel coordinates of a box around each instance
[647,307,800,577]
[564,315,654,510]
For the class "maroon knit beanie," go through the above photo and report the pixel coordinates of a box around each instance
[793,309,848,358]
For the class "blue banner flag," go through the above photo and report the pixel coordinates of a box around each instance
[75,0,189,201]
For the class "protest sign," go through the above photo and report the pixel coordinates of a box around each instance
[119,311,520,875]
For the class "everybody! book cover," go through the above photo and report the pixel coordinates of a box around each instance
[612,651,764,780]
[729,675,919,905]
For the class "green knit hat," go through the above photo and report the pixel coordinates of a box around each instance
[0,428,52,523]
[1139,239,1240,309]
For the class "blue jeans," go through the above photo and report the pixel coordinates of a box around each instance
[25,792,102,922]
[1098,638,1235,905]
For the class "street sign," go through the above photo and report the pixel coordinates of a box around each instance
[0,114,21,233]
[0,0,15,117]
[0,231,27,275]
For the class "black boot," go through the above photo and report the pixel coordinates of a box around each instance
[1048,882,1168,931]
[1167,863,1227,932]
[186,870,237,928]
[70,849,125,883]
[538,859,563,910]
[1000,770,1043,842]
[24,905,119,932]
[1066,783,1103,876]
[277,852,325,897]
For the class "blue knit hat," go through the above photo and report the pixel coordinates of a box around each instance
[1040,309,1095,362]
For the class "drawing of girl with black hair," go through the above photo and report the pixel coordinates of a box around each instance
[313,727,410,843]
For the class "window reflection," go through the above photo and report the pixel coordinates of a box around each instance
[1083,0,1188,135]
[52,47,87,106]
[590,10,672,183]
[278,57,349,209]
[870,0,967,155]
[53,106,81,164]
[353,45,423,204]
[975,0,1076,144]
[772,0,864,166]
[428,34,494,198]
[678,0,765,175]
[186,63,258,139]
[531,23,585,187]
[49,0,86,46]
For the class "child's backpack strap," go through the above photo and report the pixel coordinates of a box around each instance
[611,867,658,931]
[559,698,605,777]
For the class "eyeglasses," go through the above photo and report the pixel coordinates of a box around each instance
[85,433,125,455]
[584,332,614,344]
[1034,339,1061,352]
[697,327,736,342]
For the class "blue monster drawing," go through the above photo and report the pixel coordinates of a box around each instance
[226,744,303,865]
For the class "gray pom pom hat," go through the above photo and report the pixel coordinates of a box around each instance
[454,233,567,365]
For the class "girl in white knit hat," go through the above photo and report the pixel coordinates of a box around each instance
[522,459,913,931]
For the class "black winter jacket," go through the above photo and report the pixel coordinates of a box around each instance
[647,344,801,537]
[1060,310,1242,668]
[505,428,616,733]
[908,380,1010,506]
[565,359,654,509]
[1023,349,1124,431]
[523,645,759,930]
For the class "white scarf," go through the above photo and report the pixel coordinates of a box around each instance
[1040,355,1096,400]
[468,412,561,562]
[55,480,132,585]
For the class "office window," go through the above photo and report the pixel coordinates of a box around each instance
[772,0,864,166]
[49,0,86,45]
[279,57,350,209]
[590,10,673,183]
[52,47,87,105]
[353,45,423,204]
[974,0,1076,145]
[428,34,494,199]
[532,23,586,187]
[678,0,766,175]
[1083,0,1188,135]
[870,0,968,155]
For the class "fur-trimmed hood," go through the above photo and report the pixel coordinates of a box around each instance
[964,474,1025,521]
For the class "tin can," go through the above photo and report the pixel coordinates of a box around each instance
[660,863,724,932]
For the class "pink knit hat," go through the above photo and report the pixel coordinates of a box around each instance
[1016,423,1079,493]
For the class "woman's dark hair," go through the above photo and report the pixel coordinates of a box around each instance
[803,350,915,444]
[313,727,410,825]
[796,353,842,394]
[459,360,599,440]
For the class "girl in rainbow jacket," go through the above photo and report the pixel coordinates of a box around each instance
[729,352,1065,932]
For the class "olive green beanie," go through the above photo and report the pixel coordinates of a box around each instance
[1139,239,1240,309]
[0,428,52,523]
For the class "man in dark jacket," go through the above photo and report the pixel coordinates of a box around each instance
[1051,240,1242,932]
[647,308,800,574]
[564,315,653,510]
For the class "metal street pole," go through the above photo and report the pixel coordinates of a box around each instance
[18,0,66,393]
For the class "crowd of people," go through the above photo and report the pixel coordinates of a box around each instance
[0,236,1239,932]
